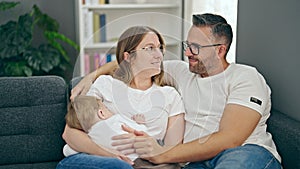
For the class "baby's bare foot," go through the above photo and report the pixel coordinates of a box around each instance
[132,114,146,124]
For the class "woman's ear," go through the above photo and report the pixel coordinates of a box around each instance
[123,52,130,62]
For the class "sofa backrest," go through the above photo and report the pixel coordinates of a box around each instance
[0,76,67,168]
[267,109,300,169]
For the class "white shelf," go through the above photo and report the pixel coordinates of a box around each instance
[83,4,179,10]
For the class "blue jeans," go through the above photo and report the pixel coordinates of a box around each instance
[183,144,282,169]
[56,153,133,169]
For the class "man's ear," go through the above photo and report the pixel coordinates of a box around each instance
[217,45,227,58]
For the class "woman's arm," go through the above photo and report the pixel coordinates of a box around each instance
[70,60,118,101]
[63,124,116,156]
[164,113,185,146]
[63,124,134,164]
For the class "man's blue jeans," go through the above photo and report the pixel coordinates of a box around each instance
[56,153,133,169]
[183,144,282,169]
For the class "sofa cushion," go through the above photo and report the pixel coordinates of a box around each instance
[267,109,300,169]
[0,76,67,167]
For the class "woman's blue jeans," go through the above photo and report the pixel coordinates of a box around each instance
[56,153,133,169]
[183,144,282,169]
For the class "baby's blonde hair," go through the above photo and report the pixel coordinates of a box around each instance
[65,96,101,132]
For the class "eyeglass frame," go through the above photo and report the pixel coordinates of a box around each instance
[129,45,165,55]
[182,41,223,55]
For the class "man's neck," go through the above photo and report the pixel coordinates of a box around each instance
[199,61,229,78]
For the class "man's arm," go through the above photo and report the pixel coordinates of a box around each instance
[146,104,261,163]
[70,60,118,101]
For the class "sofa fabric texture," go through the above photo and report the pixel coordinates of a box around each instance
[0,76,67,169]
[267,109,300,169]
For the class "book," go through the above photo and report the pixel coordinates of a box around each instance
[99,13,107,42]
[84,53,90,74]
[106,53,111,63]
[99,0,105,4]
[94,53,100,69]
[93,13,100,43]
[99,53,107,66]
[83,9,93,44]
[111,54,116,61]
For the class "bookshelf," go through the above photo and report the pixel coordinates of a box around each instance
[75,0,184,76]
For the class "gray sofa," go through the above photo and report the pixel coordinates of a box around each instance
[0,76,299,169]
[0,76,66,169]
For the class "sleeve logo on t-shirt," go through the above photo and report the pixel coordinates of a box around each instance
[250,97,262,106]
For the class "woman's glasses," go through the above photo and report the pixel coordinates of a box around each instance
[130,45,165,55]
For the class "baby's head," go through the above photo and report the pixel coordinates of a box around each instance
[65,95,112,132]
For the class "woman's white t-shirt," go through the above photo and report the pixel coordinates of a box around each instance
[87,75,185,140]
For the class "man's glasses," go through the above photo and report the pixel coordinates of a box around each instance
[130,45,165,55]
[182,41,223,55]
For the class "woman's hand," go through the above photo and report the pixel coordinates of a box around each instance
[70,72,96,101]
[70,60,118,101]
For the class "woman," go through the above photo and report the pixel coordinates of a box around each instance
[57,26,185,169]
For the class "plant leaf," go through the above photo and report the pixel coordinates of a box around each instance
[3,61,32,76]
[25,45,60,72]
[0,2,20,11]
[0,14,33,59]
[44,31,79,62]
[32,5,59,32]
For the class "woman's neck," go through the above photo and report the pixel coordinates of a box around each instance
[130,75,153,91]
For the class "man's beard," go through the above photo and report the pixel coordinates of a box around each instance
[189,60,208,77]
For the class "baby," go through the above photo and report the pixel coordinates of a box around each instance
[64,95,181,169]
[64,95,147,160]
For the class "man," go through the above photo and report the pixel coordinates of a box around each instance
[70,13,281,169]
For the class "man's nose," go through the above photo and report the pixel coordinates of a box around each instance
[184,47,193,57]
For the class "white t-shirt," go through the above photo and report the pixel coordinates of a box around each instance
[163,60,281,162]
[63,75,185,158]
[86,75,185,140]
[63,114,147,161]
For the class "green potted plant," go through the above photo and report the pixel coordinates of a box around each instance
[0,1,79,78]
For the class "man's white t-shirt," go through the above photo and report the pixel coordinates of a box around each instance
[163,60,281,162]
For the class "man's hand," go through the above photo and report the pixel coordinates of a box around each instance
[111,125,168,164]
[111,125,142,155]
